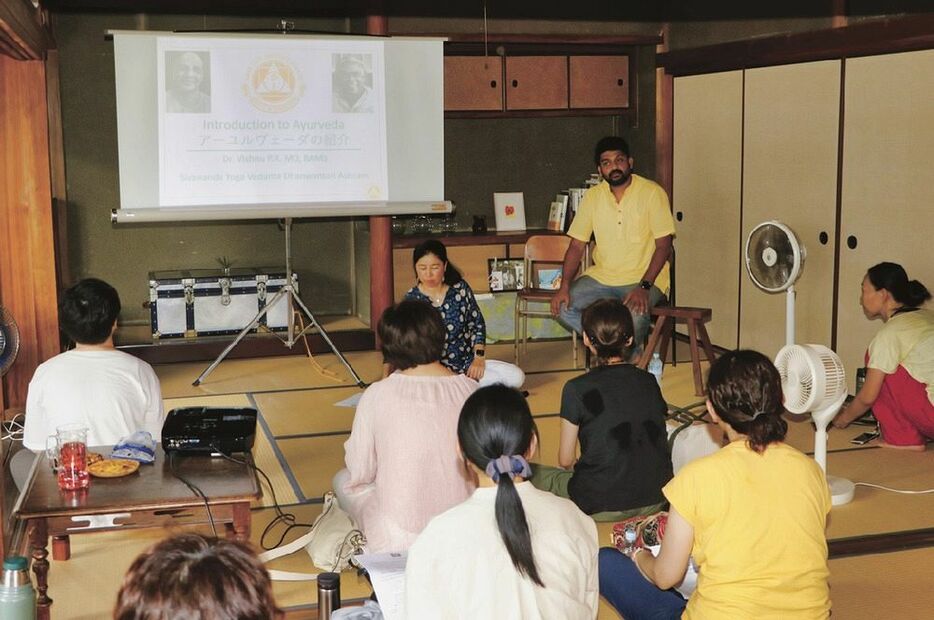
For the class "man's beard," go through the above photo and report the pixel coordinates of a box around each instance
[604,169,631,187]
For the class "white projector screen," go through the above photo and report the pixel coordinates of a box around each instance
[111,31,447,222]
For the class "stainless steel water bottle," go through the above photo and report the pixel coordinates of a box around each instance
[317,571,341,620]
[0,556,36,620]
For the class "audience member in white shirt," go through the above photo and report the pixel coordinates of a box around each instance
[14,279,163,487]
[405,385,599,619]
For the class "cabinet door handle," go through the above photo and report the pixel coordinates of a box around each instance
[617,78,624,86]
[819,231,828,245]
[847,235,858,249]
[676,211,683,222]
[512,79,519,88]
[490,80,497,88]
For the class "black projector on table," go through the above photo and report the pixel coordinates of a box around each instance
[161,407,257,455]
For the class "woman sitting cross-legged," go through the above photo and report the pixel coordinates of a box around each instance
[333,299,478,553]
[531,298,673,521]
[404,239,524,388]
[599,350,832,620]
[405,385,599,619]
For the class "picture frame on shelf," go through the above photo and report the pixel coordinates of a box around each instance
[488,258,525,292]
[493,192,526,232]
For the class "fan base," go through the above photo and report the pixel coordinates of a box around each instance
[828,475,855,506]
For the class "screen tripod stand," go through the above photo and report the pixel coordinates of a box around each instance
[193,218,366,387]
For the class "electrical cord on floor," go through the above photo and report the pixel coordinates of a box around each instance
[214,449,315,551]
[168,450,218,538]
[854,482,934,495]
[1,412,24,442]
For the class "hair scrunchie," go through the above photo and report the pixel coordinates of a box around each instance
[485,455,532,483]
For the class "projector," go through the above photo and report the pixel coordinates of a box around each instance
[162,407,257,454]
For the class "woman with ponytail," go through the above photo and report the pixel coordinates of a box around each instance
[405,385,598,619]
[832,262,933,450]
[599,350,832,619]
[531,299,673,521]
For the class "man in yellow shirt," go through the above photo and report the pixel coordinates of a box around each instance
[550,136,675,357]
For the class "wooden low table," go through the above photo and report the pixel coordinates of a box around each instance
[16,448,261,619]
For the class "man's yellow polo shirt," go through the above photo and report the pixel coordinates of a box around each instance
[566,175,675,293]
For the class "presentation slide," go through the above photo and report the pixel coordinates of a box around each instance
[112,32,445,222]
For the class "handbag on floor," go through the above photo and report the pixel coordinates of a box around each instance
[259,491,366,581]
[611,511,669,551]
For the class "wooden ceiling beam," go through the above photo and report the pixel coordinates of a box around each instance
[658,14,934,76]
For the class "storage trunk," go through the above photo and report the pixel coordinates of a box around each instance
[149,269,297,339]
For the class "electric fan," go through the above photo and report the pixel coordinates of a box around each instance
[0,305,19,377]
[775,343,854,506]
[745,221,806,346]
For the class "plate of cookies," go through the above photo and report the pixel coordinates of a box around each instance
[87,458,140,478]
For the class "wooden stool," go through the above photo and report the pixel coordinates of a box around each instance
[638,306,717,396]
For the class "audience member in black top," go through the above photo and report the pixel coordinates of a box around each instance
[530,299,673,520]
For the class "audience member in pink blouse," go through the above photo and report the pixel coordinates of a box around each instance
[333,300,478,553]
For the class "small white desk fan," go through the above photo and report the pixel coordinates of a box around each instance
[775,343,855,506]
[745,221,806,347]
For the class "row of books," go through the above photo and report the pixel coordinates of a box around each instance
[546,187,585,232]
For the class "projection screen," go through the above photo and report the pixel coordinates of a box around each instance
[110,31,447,222]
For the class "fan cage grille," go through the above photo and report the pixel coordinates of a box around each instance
[775,344,846,413]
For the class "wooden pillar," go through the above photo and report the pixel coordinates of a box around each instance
[0,55,60,412]
[655,23,673,201]
[367,11,393,341]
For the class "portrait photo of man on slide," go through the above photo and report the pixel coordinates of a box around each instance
[165,50,212,114]
[332,53,374,113]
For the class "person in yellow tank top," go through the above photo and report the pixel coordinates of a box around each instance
[598,350,832,619]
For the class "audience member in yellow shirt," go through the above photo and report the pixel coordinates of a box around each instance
[599,350,832,619]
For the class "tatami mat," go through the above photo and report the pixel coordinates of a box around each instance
[825,447,934,540]
[828,547,934,618]
[254,387,362,437]
[277,434,348,503]
[156,351,383,399]
[524,370,581,414]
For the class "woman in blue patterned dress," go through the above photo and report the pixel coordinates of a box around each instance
[404,239,524,388]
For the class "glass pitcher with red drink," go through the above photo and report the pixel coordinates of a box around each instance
[46,423,90,490]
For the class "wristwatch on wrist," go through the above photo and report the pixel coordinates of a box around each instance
[640,280,653,290]
[475,349,486,358]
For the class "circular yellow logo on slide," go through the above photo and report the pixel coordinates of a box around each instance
[243,57,304,113]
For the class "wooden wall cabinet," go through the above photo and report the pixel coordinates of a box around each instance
[569,55,630,109]
[443,52,631,114]
[505,56,568,110]
[443,56,503,111]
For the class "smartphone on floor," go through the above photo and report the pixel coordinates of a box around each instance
[851,429,880,445]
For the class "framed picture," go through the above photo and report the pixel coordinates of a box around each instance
[488,258,525,292]
[493,192,527,232]
[535,266,563,290]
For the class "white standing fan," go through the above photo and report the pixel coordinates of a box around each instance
[745,221,806,346]
[775,343,854,506]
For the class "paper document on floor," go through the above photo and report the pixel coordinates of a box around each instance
[354,551,408,620]
[335,392,364,408]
